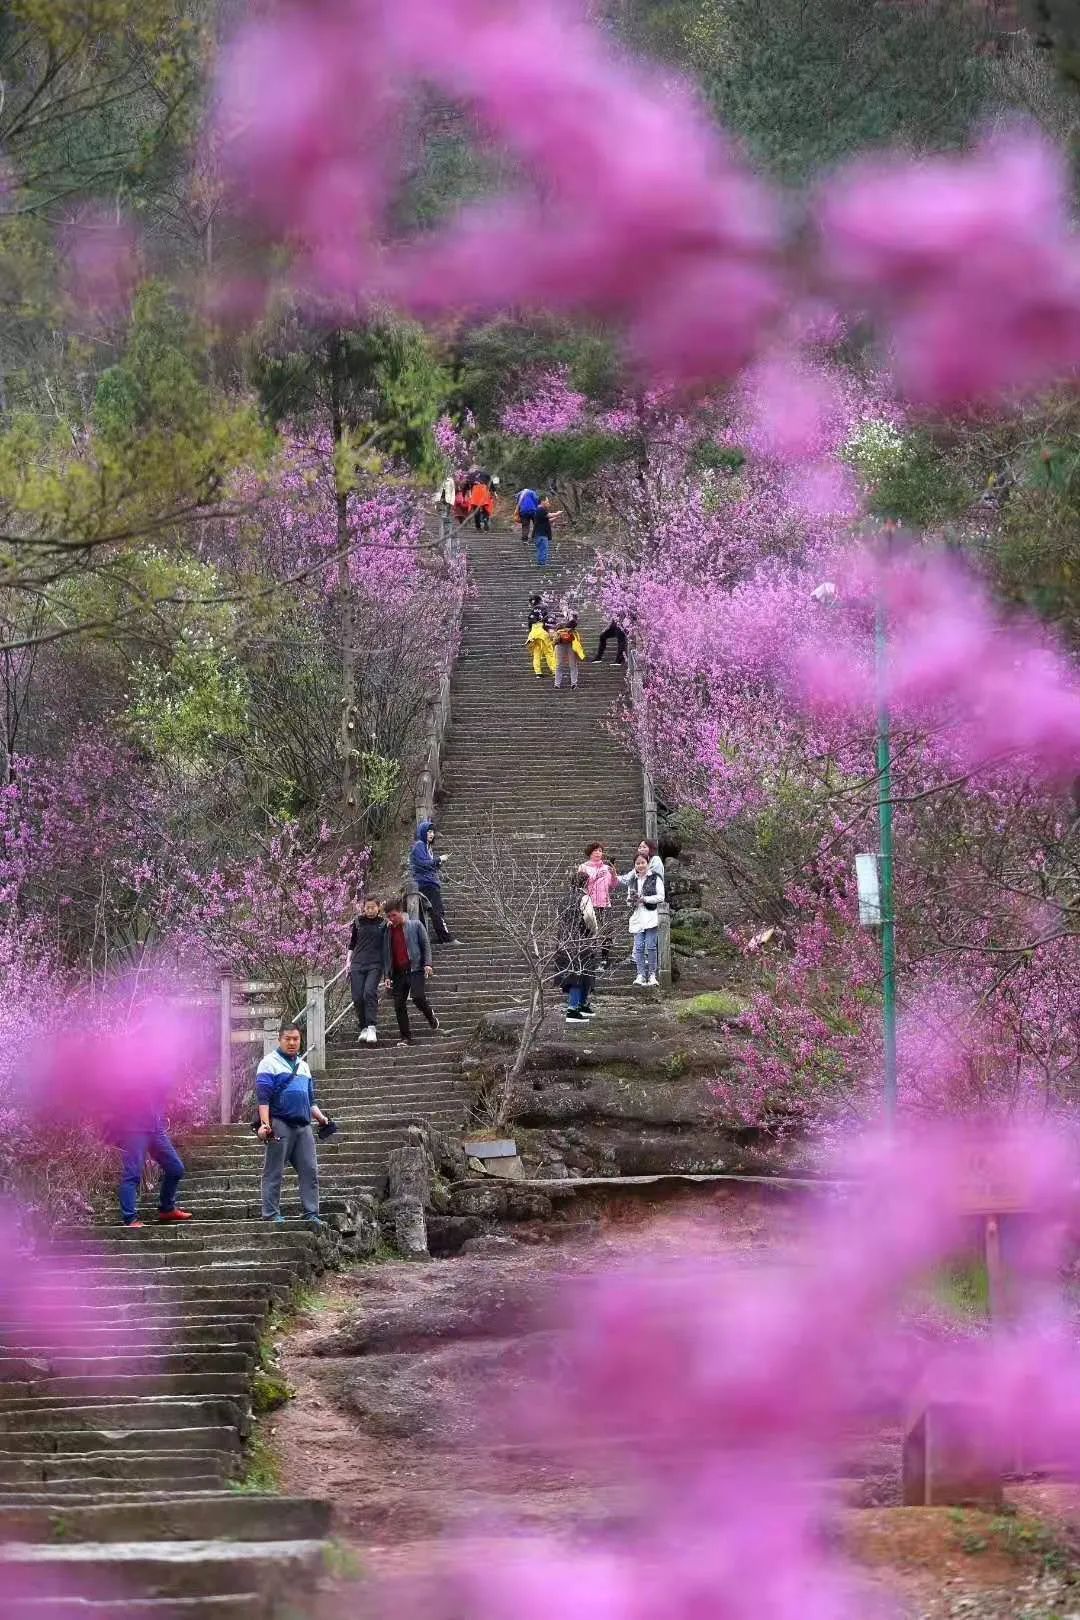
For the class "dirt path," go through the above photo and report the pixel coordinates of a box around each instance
[271,1196,1080,1616]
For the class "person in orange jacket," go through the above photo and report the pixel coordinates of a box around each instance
[469,473,496,531]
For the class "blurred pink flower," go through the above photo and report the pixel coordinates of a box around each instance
[818,131,1080,405]
[61,207,140,315]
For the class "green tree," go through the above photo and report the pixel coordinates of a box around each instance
[624,0,994,183]
[0,282,267,653]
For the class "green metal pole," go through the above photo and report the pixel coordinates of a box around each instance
[875,595,898,1124]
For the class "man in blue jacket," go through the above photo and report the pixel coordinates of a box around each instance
[409,820,456,943]
[256,1023,329,1226]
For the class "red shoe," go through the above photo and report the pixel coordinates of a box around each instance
[124,1220,145,1229]
[158,1208,193,1223]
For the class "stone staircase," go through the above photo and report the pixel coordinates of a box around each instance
[0,523,646,1616]
[182,523,646,1210]
[0,1221,337,1616]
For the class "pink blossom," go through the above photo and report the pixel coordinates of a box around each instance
[818,131,1080,404]
[60,206,141,315]
[217,0,784,380]
[797,548,1080,777]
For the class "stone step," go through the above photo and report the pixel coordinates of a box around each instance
[0,1538,327,1601]
[0,1354,252,1380]
[0,1452,234,1486]
[0,1374,251,1403]
[0,1400,246,1438]
[0,1493,330,1545]
[0,1477,232,1501]
[3,1332,260,1357]
[8,1594,264,1619]
[43,1251,311,1276]
[0,1436,238,1471]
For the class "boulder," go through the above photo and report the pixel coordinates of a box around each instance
[451,1182,509,1218]
[387,1131,434,1205]
[511,1073,719,1130]
[426,1214,485,1256]
[461,1233,519,1256]
[383,1194,429,1259]
[671,907,719,931]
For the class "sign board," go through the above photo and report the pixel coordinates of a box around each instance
[953,1145,1039,1217]
[855,853,881,926]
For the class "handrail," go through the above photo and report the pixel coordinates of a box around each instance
[287,963,347,1031]
[625,646,671,986]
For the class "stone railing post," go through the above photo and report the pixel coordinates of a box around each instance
[658,903,673,989]
[219,976,233,1126]
[627,649,660,843]
[306,973,327,1072]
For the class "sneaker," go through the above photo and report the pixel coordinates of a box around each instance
[158,1208,193,1224]
[305,1215,325,1228]
[580,1005,597,1017]
[646,975,660,988]
[123,1220,145,1229]
[367,1028,378,1046]
[431,1017,452,1036]
[397,1037,414,1046]
[565,1009,589,1022]
[633,975,648,987]
[263,1214,286,1225]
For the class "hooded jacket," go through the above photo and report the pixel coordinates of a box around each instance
[410,821,443,889]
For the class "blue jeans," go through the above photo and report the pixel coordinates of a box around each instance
[118,1128,185,1223]
[633,929,659,980]
[534,533,550,566]
[568,982,586,1011]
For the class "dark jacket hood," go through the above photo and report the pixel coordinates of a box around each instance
[416,820,435,843]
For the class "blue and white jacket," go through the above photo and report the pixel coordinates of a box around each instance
[256,1049,316,1126]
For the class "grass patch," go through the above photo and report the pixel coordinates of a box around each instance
[672,990,748,1023]
[230,1429,282,1494]
[935,1258,990,1319]
[948,1508,1080,1576]
[324,1539,364,1581]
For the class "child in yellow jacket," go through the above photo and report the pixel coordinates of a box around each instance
[553,615,586,689]
[526,618,556,678]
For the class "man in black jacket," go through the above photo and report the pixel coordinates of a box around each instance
[347,896,388,1046]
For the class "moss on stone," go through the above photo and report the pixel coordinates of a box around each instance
[672,990,748,1023]
[251,1369,294,1415]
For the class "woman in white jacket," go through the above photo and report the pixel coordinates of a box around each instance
[618,852,665,987]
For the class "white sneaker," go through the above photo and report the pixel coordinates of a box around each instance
[646,975,660,988]
[367,1027,378,1045]
[633,975,648,987]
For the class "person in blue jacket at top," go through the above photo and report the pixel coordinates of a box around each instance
[409,820,456,944]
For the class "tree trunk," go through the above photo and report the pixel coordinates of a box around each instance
[328,331,360,832]
[502,976,545,1123]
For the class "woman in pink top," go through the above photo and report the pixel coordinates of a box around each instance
[579,842,619,967]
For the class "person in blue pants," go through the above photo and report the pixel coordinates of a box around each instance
[532,497,560,567]
[116,1121,191,1228]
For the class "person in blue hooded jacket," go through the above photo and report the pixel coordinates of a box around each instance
[256,1022,329,1225]
[409,820,456,943]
